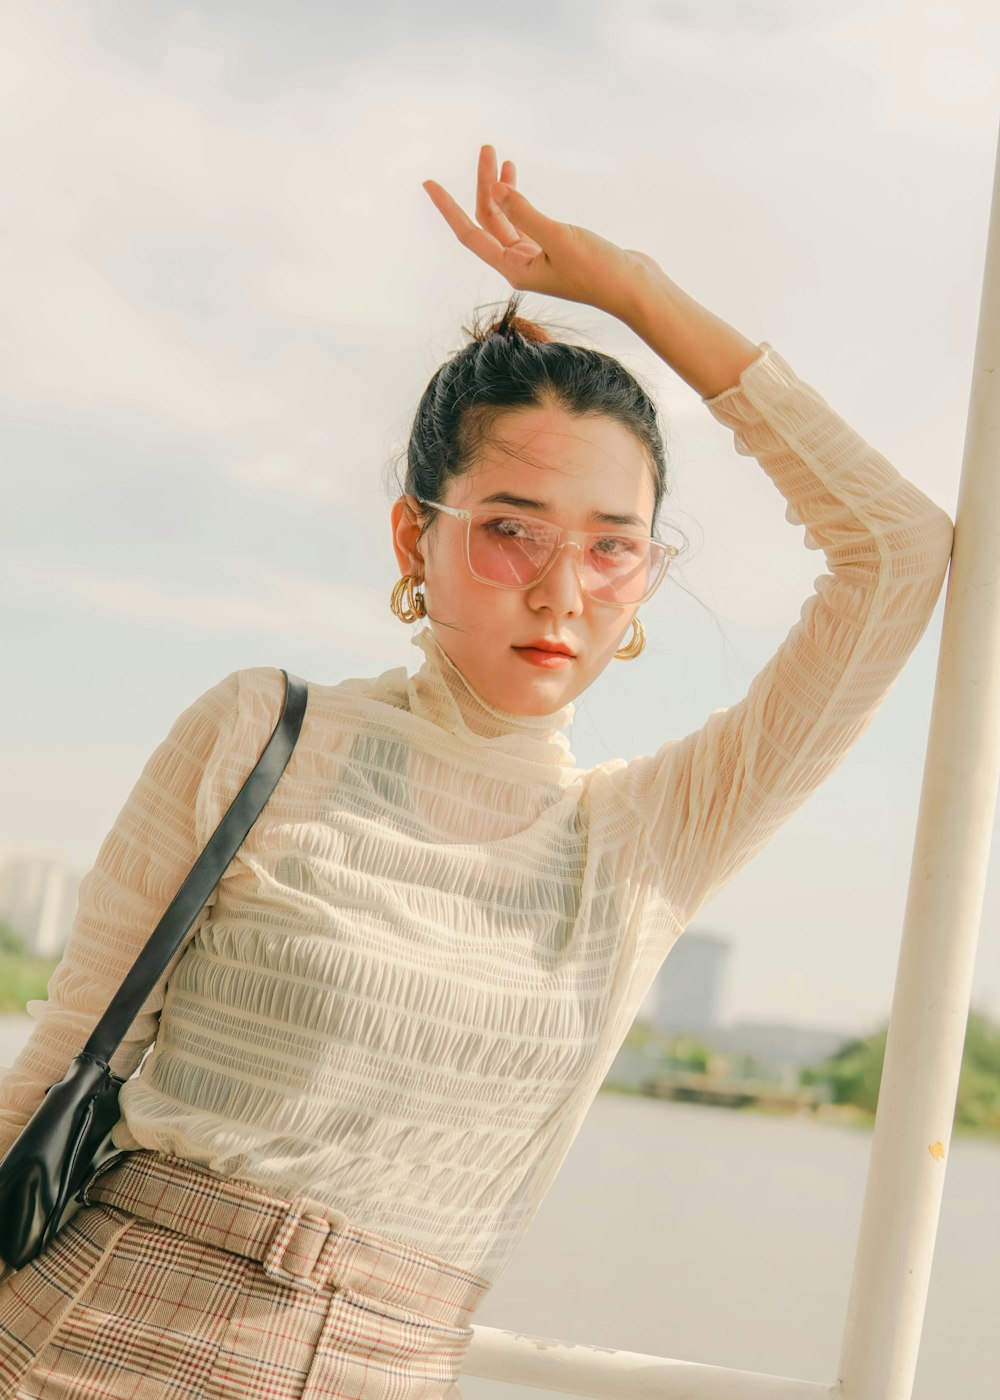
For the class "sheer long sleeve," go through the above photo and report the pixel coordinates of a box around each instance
[0,350,958,1284]
[615,343,954,926]
[0,673,242,1162]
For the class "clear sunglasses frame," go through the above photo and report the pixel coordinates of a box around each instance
[416,498,679,606]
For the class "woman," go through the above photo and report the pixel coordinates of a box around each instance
[0,146,954,1398]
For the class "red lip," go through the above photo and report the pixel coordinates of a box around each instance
[515,640,577,657]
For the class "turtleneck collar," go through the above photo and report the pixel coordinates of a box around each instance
[405,625,577,771]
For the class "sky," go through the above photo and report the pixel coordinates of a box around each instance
[1,0,999,1035]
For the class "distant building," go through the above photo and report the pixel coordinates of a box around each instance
[640,929,730,1035]
[0,849,82,957]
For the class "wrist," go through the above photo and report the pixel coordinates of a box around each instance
[616,266,761,399]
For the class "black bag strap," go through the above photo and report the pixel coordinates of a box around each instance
[82,670,308,1066]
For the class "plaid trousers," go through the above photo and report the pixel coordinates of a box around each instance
[0,1150,490,1399]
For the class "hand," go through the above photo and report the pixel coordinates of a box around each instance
[422,145,664,321]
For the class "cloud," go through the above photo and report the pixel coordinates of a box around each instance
[7,557,402,655]
[2,0,983,642]
[2,0,993,516]
[0,5,482,488]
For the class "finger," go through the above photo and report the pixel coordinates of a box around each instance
[473,144,498,227]
[422,179,511,275]
[500,158,517,187]
[476,145,521,246]
[490,182,559,246]
[479,142,497,193]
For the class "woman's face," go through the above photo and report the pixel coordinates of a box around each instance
[391,404,657,717]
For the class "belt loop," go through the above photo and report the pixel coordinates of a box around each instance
[262,1198,347,1292]
[307,1227,343,1294]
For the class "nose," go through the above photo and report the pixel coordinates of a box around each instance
[526,540,586,614]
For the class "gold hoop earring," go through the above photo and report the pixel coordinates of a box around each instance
[390,574,427,623]
[614,614,645,660]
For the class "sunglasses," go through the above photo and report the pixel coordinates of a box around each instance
[418,499,679,606]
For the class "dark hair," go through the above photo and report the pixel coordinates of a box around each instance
[388,292,683,556]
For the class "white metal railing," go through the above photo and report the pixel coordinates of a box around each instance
[458,118,1000,1400]
[464,1327,836,1398]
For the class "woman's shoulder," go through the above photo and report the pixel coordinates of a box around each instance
[205,660,413,732]
[171,665,285,732]
[170,659,417,773]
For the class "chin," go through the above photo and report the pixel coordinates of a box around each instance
[466,645,581,716]
[507,678,576,716]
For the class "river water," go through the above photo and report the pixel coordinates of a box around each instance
[1,1016,995,1398]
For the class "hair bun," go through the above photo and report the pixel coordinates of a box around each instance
[464,292,554,346]
[506,315,552,344]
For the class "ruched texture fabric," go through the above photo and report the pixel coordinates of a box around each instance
[0,344,954,1286]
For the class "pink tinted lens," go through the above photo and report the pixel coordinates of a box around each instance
[469,515,555,585]
[469,515,664,602]
[584,537,660,602]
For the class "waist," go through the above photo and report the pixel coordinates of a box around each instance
[82,1149,490,1330]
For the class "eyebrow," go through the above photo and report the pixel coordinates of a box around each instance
[475,492,647,529]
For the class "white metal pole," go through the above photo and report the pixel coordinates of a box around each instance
[837,121,1000,1400]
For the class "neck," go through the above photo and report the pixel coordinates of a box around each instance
[406,626,577,769]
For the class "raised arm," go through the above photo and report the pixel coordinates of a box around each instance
[424,145,955,930]
[613,340,954,922]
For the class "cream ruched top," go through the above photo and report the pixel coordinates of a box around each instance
[0,345,954,1285]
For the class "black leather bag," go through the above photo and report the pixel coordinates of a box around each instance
[0,670,307,1273]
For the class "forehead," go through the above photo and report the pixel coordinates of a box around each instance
[456,403,655,521]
